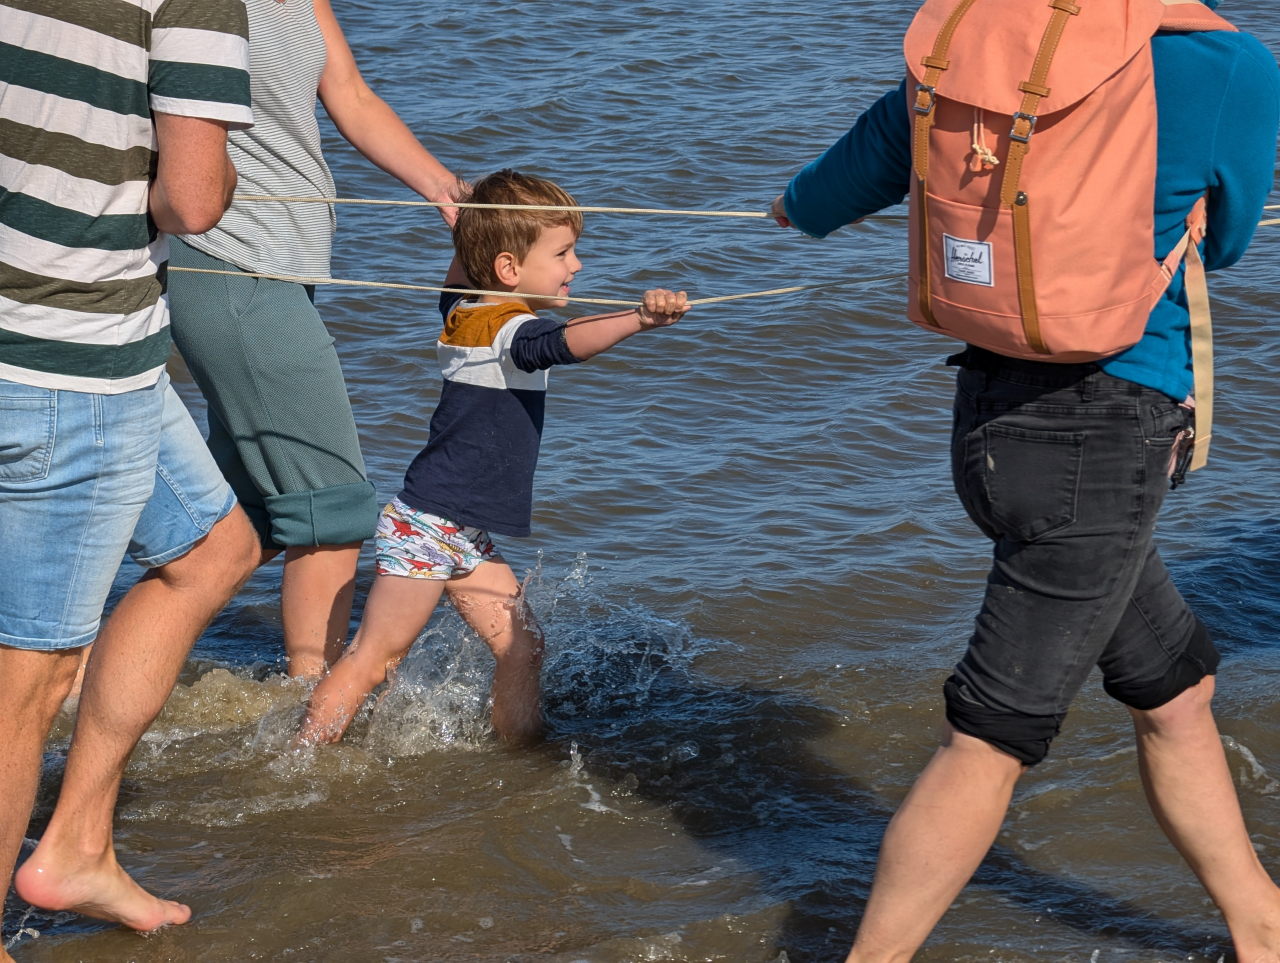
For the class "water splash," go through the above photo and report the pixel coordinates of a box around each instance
[1223,735,1280,796]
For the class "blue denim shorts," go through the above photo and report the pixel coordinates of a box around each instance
[944,349,1219,765]
[0,374,236,651]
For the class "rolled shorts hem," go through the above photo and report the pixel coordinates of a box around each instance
[265,481,380,547]
[132,487,237,568]
[0,629,96,652]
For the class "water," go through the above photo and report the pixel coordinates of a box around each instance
[7,1,1280,959]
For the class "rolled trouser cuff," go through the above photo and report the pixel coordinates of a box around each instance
[943,676,1062,767]
[1103,617,1220,711]
[264,481,380,547]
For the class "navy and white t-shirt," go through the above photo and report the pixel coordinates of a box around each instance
[398,291,580,537]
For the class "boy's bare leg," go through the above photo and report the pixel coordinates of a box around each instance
[845,727,1022,963]
[295,574,446,745]
[0,646,82,960]
[446,561,545,746]
[1130,677,1280,961]
[14,508,257,931]
[280,542,361,679]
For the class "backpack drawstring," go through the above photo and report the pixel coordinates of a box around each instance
[970,108,1000,172]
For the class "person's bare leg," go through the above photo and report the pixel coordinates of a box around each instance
[280,543,361,679]
[61,643,92,706]
[1131,677,1280,961]
[446,561,545,746]
[846,727,1023,963]
[14,508,257,931]
[295,574,446,746]
[0,646,82,961]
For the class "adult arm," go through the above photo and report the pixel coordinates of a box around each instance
[776,80,913,238]
[1202,35,1279,270]
[147,0,252,233]
[313,0,463,224]
[150,115,237,235]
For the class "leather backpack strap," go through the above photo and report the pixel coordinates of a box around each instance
[911,0,981,327]
[997,0,1082,356]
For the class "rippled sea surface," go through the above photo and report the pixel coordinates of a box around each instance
[8,2,1280,960]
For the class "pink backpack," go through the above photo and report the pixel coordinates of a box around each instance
[904,0,1235,466]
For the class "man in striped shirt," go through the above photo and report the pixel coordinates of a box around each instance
[0,0,258,945]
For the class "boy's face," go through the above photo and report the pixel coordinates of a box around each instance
[509,223,581,311]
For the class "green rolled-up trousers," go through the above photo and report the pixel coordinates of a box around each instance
[168,238,379,548]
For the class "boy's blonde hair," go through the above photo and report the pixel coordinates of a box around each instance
[453,169,583,290]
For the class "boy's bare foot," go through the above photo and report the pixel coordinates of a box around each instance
[14,846,191,931]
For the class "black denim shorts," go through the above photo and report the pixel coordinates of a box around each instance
[943,349,1219,765]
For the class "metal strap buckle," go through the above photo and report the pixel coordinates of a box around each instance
[1009,111,1038,143]
[913,84,936,115]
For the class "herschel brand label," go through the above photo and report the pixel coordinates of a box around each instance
[943,234,994,287]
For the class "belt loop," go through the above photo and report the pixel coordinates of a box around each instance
[1079,373,1095,402]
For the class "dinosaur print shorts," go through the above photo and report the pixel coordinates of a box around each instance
[374,497,500,580]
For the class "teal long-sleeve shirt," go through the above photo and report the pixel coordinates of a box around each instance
[783,23,1279,401]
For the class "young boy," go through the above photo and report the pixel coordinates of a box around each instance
[296,169,689,747]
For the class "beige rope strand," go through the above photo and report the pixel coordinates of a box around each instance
[167,266,903,307]
[1260,218,1280,227]
[234,193,771,219]
[232,193,1280,223]
[231,193,911,220]
[687,273,904,305]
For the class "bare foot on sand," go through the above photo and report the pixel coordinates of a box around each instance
[14,847,190,932]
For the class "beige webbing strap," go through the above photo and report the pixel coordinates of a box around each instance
[1158,199,1214,470]
[912,0,982,327]
[1185,236,1213,470]
[998,0,1081,355]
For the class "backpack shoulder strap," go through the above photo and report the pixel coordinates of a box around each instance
[1160,199,1215,470]
[1151,4,1235,469]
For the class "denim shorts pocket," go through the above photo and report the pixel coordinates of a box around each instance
[0,393,56,482]
[979,423,1084,542]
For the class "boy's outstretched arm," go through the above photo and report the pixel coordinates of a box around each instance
[563,289,688,361]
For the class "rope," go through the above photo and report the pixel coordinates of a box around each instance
[232,193,909,220]
[180,196,1274,306]
[232,192,1277,226]
[236,193,768,219]
[167,266,904,307]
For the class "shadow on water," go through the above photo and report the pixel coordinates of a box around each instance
[540,618,1234,962]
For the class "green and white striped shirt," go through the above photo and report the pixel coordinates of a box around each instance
[0,0,253,393]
